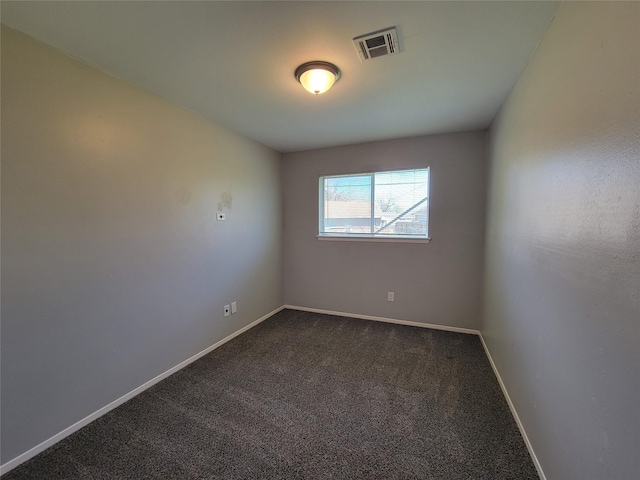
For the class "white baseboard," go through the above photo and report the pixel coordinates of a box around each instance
[0,305,284,476]
[2,305,544,480]
[478,333,546,480]
[284,304,480,335]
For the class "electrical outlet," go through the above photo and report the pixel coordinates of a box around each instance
[217,212,226,221]
[387,292,395,302]
[224,304,230,317]
[231,301,237,314]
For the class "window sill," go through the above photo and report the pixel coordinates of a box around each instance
[317,235,431,244]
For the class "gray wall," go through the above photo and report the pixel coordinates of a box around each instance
[1,27,283,464]
[283,132,486,330]
[483,2,639,479]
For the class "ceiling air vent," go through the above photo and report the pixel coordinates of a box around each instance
[353,26,399,62]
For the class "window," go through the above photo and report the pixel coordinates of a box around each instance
[319,168,430,242]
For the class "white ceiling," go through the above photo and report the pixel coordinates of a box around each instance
[1,1,559,153]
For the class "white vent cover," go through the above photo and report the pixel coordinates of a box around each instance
[353,27,399,62]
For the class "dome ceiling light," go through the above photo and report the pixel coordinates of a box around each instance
[294,61,341,95]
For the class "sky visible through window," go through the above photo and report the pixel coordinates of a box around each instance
[325,171,428,203]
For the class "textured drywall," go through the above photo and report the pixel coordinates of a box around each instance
[483,2,639,479]
[1,27,283,464]
[283,131,486,329]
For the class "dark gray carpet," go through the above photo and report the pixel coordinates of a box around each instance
[3,309,538,479]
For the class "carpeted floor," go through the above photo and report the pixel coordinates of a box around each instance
[3,309,539,479]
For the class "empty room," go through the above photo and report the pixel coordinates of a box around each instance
[1,2,638,479]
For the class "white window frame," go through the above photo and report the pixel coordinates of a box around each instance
[318,167,430,243]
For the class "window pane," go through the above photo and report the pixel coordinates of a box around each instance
[319,168,429,239]
[374,169,429,236]
[322,175,372,234]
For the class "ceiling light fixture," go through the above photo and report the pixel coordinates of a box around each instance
[295,61,341,95]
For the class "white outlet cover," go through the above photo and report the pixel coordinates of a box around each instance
[217,212,226,221]
[231,302,237,314]
[224,305,230,317]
